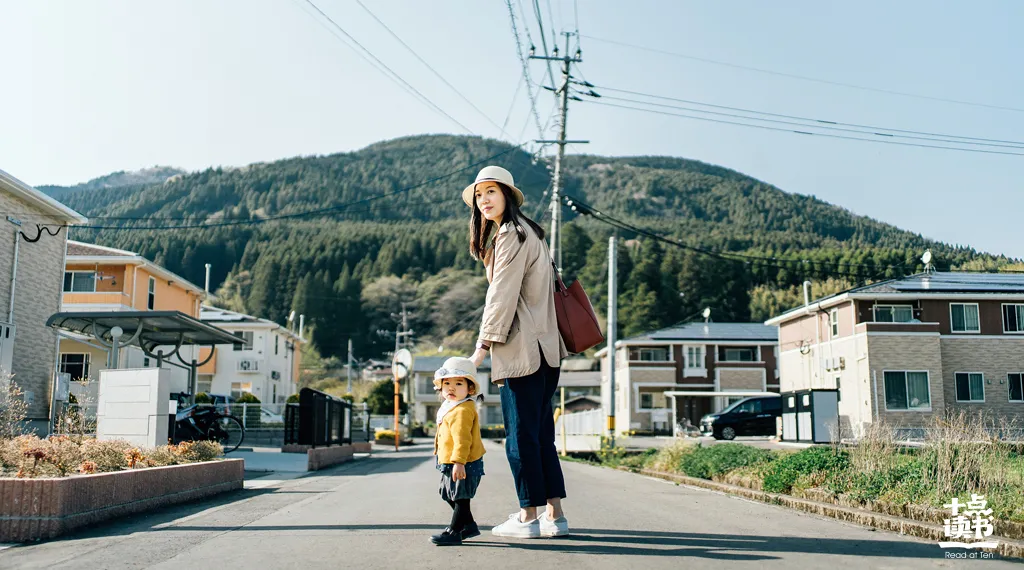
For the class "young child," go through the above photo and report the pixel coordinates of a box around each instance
[431,356,486,546]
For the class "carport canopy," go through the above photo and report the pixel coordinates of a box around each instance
[47,310,243,357]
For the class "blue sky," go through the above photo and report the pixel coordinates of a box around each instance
[2,1,1022,257]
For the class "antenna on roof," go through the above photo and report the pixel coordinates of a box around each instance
[703,308,711,323]
[921,250,934,274]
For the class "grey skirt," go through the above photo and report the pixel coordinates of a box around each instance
[437,459,485,501]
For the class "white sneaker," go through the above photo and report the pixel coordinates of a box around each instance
[490,513,541,539]
[539,515,569,537]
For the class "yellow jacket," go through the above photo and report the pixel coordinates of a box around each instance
[433,401,486,465]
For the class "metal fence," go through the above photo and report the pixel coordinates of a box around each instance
[284,388,353,448]
[555,408,604,436]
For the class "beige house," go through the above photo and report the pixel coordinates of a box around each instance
[597,323,779,435]
[767,272,1024,439]
[0,169,87,432]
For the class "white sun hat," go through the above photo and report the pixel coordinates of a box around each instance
[462,165,525,208]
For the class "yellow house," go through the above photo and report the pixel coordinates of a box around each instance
[58,241,207,396]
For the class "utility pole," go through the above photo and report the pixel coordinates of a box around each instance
[346,338,354,394]
[531,32,588,271]
[607,235,617,446]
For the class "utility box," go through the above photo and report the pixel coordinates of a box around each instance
[96,368,171,448]
[781,389,839,444]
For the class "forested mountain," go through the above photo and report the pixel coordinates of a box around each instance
[54,134,1013,361]
[39,166,184,199]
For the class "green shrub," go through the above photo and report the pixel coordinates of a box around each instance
[619,448,659,471]
[763,446,851,494]
[597,436,627,466]
[648,441,700,473]
[236,393,261,404]
[847,456,928,504]
[678,443,773,479]
[286,393,300,404]
[194,392,212,404]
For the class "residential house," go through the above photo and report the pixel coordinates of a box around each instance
[0,169,87,431]
[58,241,207,397]
[597,323,779,434]
[767,272,1024,439]
[559,357,601,413]
[199,305,304,404]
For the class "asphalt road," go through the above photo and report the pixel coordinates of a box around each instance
[0,441,1015,569]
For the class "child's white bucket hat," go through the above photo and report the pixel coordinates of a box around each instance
[433,356,480,392]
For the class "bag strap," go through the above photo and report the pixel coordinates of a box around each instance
[551,261,567,294]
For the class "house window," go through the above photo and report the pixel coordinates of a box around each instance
[233,331,254,351]
[830,308,839,338]
[1008,374,1023,403]
[955,372,985,402]
[1003,304,1024,333]
[639,392,666,409]
[883,371,931,410]
[685,346,704,369]
[488,381,500,396]
[63,271,96,293]
[230,382,252,399]
[59,353,90,381]
[147,277,156,310]
[629,347,669,362]
[873,304,913,323]
[275,335,280,355]
[418,375,434,395]
[272,385,277,403]
[144,357,151,367]
[719,347,756,362]
[950,303,980,333]
[640,393,654,409]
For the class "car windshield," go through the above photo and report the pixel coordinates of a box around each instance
[719,399,748,414]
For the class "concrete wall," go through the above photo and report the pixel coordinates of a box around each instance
[939,337,1024,421]
[866,334,945,429]
[0,192,69,422]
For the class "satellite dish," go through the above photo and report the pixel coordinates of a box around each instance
[288,310,296,322]
[921,250,932,265]
[392,348,413,380]
[702,308,711,320]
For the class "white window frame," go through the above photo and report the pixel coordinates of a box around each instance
[232,331,254,352]
[830,308,839,338]
[147,276,156,310]
[954,372,986,403]
[1001,303,1024,334]
[720,347,757,363]
[628,347,671,362]
[63,271,97,293]
[950,303,981,334]
[684,345,705,374]
[873,304,914,323]
[1007,373,1024,403]
[59,353,91,381]
[882,370,932,412]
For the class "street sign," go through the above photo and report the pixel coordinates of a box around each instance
[392,348,412,380]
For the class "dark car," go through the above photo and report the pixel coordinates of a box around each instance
[700,396,781,440]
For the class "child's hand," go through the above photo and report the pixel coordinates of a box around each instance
[452,462,467,481]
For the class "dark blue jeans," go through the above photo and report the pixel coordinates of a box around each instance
[500,358,567,508]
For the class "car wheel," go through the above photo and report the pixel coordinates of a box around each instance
[721,426,737,440]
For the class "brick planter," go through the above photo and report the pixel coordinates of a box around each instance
[0,459,244,542]
[281,444,357,471]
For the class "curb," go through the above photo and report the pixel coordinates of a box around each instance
[624,467,1024,559]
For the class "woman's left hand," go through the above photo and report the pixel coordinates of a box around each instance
[470,347,488,368]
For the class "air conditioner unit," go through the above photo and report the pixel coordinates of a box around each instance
[237,359,262,373]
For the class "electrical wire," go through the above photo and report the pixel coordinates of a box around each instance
[506,0,545,140]
[585,100,1024,157]
[581,34,1024,114]
[300,0,475,134]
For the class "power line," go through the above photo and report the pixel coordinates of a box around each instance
[353,0,506,137]
[505,0,545,140]
[532,0,559,101]
[585,100,1024,157]
[300,0,475,134]
[564,193,905,279]
[581,34,1024,114]
[594,85,1024,149]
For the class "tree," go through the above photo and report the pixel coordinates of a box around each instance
[365,379,407,415]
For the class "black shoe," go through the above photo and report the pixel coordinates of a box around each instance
[461,522,480,540]
[430,527,463,546]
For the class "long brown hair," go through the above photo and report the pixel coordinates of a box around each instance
[469,183,546,261]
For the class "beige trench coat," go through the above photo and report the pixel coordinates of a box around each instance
[479,221,568,383]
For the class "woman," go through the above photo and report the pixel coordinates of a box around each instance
[463,165,570,539]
